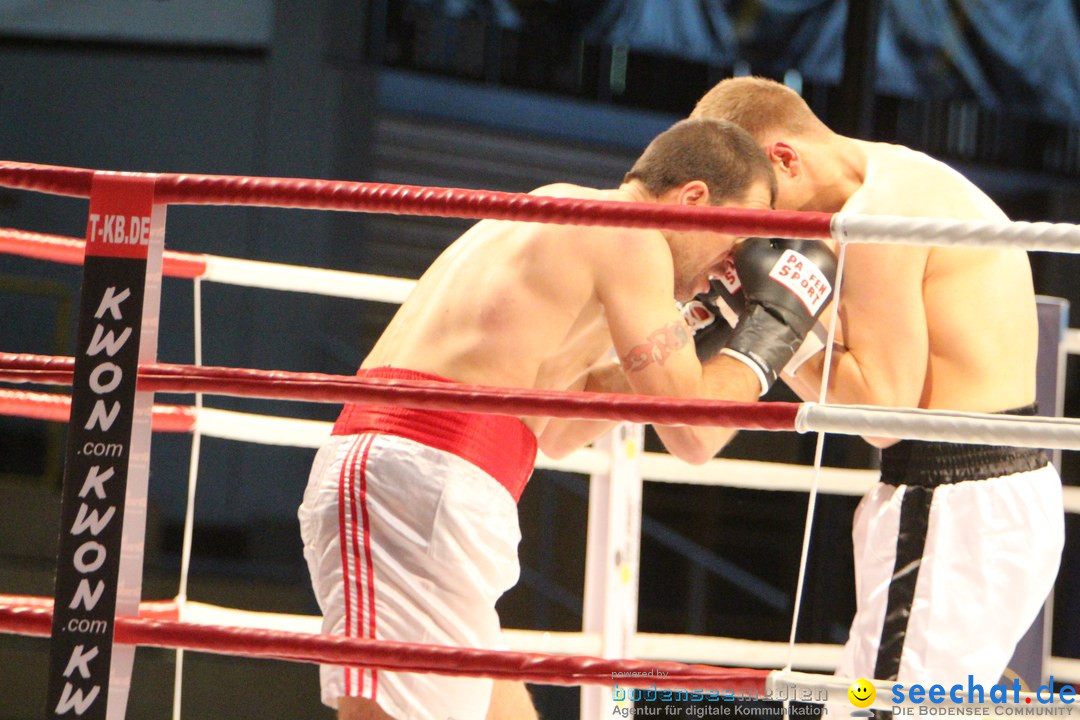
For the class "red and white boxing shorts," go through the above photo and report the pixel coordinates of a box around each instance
[298,367,538,720]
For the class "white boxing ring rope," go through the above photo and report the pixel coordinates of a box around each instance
[829,212,1080,252]
[173,272,202,720]
[0,173,1078,719]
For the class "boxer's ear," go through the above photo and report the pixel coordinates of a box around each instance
[766,142,800,178]
[676,180,710,206]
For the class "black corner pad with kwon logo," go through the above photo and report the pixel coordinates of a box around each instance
[46,177,157,719]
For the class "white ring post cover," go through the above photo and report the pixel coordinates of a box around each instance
[581,423,645,720]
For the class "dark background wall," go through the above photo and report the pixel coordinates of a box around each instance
[1,1,1079,718]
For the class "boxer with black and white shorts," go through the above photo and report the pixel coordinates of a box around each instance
[693,77,1066,696]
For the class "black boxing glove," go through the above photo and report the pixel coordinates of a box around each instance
[720,238,837,395]
[680,256,746,362]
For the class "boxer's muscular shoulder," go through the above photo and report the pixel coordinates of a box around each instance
[850,145,1002,220]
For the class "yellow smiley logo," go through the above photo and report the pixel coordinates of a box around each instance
[848,678,876,708]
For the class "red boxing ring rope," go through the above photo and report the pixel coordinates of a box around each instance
[0,604,769,692]
[0,226,208,277]
[0,352,800,430]
[0,388,195,432]
[0,161,834,239]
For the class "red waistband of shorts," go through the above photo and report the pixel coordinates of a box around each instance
[332,367,538,502]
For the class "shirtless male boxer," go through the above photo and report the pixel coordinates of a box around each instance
[298,117,838,720]
[691,77,1064,692]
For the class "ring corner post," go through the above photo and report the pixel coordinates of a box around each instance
[44,172,164,720]
[1002,295,1073,692]
[580,422,645,720]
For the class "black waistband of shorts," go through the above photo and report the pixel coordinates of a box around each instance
[879,404,1048,487]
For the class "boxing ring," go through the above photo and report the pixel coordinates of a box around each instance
[1,161,1080,719]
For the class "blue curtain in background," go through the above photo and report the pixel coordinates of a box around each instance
[405,0,1080,123]
[733,0,846,83]
[583,0,740,66]
[576,0,1080,123]
[877,0,1080,123]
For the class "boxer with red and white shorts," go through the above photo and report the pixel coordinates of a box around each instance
[299,368,537,720]
[296,118,791,719]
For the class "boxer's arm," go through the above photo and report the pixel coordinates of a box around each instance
[596,234,760,464]
[536,359,628,459]
[793,242,930,443]
[779,311,844,401]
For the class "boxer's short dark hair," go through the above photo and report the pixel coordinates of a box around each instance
[624,118,777,206]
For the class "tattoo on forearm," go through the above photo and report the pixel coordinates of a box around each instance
[620,322,691,372]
